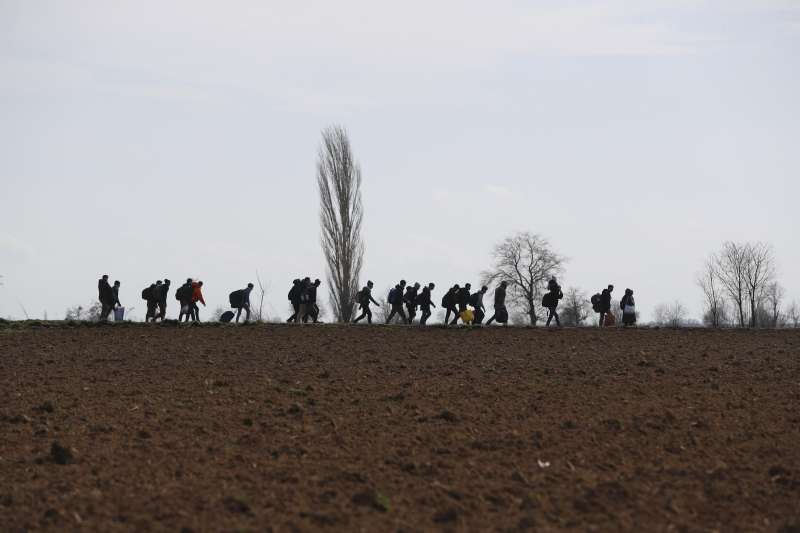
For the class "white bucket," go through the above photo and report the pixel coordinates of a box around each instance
[113,307,125,321]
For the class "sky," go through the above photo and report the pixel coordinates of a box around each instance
[1,0,799,322]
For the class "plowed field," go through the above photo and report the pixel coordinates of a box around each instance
[1,324,799,532]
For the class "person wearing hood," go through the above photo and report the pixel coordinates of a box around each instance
[544,277,563,327]
[620,288,636,327]
[453,283,472,325]
[486,281,509,326]
[304,279,322,323]
[286,279,302,323]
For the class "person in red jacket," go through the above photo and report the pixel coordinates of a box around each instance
[190,281,206,322]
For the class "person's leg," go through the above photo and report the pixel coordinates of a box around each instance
[599,312,605,327]
[296,304,306,323]
[546,307,553,326]
[386,307,396,324]
[236,306,242,323]
[398,306,407,324]
[193,303,200,322]
[474,309,484,325]
[486,312,495,325]
[554,309,560,327]
[420,307,430,325]
[311,304,319,322]
[449,306,459,325]
[366,307,373,324]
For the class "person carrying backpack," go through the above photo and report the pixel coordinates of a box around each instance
[543,277,563,327]
[470,285,488,325]
[386,280,408,324]
[286,279,301,323]
[353,280,379,324]
[98,274,115,321]
[486,281,509,326]
[597,284,614,327]
[404,282,420,324]
[304,279,322,323]
[177,278,193,322]
[452,283,472,325]
[620,288,636,327]
[142,282,158,322]
[230,283,254,323]
[417,283,436,326]
[442,284,460,326]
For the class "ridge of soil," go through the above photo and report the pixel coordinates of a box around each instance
[1,325,799,532]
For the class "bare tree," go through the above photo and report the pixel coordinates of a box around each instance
[251,271,268,323]
[785,301,800,328]
[712,242,749,328]
[697,259,727,328]
[763,282,784,328]
[481,232,565,326]
[317,125,365,322]
[560,287,590,327]
[65,302,102,321]
[742,242,775,327]
[653,301,687,328]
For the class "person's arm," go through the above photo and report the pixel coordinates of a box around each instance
[200,291,206,306]
[370,295,378,305]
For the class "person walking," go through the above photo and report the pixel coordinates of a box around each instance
[190,280,206,322]
[143,281,159,322]
[442,285,460,326]
[234,283,254,323]
[470,285,488,325]
[157,279,170,321]
[286,279,301,323]
[543,278,563,327]
[599,284,614,327]
[98,274,115,321]
[620,288,636,327]
[453,283,472,325]
[404,282,420,324]
[177,278,193,322]
[353,280,379,324]
[294,277,311,324]
[386,280,408,324]
[112,280,121,308]
[304,279,322,323]
[417,283,436,326]
[486,281,509,326]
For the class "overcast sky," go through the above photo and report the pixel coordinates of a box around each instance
[1,0,798,322]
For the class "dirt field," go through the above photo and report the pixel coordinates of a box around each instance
[1,323,799,532]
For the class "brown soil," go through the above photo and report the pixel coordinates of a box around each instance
[1,324,799,532]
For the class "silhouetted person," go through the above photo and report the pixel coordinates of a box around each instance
[386,280,407,324]
[112,280,121,308]
[177,278,193,322]
[98,275,114,321]
[599,284,614,327]
[453,283,472,325]
[304,279,321,323]
[544,278,563,327]
[235,283,254,323]
[404,282,420,324]
[144,281,159,322]
[294,277,312,324]
[470,285,488,325]
[190,280,206,322]
[417,283,436,326]
[353,280,378,324]
[620,288,636,327]
[286,279,301,323]
[486,281,509,326]
[442,284,460,326]
[157,279,170,321]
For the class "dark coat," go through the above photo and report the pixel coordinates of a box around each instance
[494,286,507,307]
[600,289,612,312]
[98,279,114,305]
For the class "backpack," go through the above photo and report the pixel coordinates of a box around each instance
[229,289,244,308]
[220,310,235,323]
[590,293,602,312]
[356,288,369,305]
[141,286,153,301]
[469,292,480,307]
[388,288,398,305]
[541,293,552,308]
[288,285,299,301]
[175,284,189,302]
